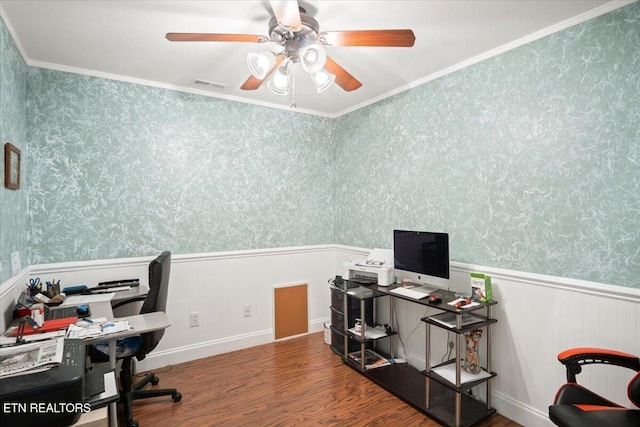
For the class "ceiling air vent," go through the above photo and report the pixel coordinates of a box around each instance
[191,79,228,90]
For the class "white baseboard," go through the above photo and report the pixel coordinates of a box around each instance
[138,317,330,372]
[492,390,554,427]
[137,329,273,372]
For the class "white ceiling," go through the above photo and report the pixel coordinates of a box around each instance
[0,1,629,117]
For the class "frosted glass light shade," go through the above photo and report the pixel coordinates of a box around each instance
[267,66,290,95]
[311,69,335,93]
[300,45,327,74]
[247,52,275,80]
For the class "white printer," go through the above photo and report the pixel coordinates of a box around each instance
[342,248,394,287]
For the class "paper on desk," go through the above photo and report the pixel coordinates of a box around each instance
[0,329,65,346]
[66,319,131,339]
[356,248,394,268]
[62,293,114,305]
[101,320,131,335]
[66,323,104,339]
[0,337,64,378]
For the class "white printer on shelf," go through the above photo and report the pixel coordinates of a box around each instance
[342,248,394,286]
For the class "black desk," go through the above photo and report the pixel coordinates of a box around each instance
[330,280,498,427]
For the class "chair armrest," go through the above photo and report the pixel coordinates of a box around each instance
[558,347,640,382]
[112,296,146,310]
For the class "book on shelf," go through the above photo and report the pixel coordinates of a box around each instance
[348,349,391,369]
[428,312,484,328]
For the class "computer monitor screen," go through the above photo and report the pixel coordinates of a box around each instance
[393,230,450,290]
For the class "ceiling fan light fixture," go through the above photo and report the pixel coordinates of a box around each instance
[300,44,327,74]
[311,69,335,93]
[267,65,290,95]
[247,52,276,80]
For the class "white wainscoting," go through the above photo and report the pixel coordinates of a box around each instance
[1,245,638,427]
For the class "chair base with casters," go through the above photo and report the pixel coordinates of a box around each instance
[119,356,182,427]
[89,346,182,427]
[549,347,640,427]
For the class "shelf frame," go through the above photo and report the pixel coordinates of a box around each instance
[330,280,498,427]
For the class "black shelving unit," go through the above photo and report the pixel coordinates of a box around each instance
[329,279,498,427]
[329,280,388,364]
[422,300,497,427]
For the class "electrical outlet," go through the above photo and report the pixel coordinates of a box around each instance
[190,312,200,327]
[243,304,251,317]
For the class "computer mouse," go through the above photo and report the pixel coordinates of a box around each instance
[428,294,442,304]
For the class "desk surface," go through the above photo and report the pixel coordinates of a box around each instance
[84,310,171,343]
[93,285,148,303]
[2,297,169,347]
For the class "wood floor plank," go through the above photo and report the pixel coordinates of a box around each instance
[123,333,522,426]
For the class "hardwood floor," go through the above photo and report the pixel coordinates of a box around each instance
[123,332,521,426]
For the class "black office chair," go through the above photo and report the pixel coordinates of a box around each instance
[90,251,182,427]
[549,347,640,427]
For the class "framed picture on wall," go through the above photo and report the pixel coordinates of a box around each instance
[4,142,21,190]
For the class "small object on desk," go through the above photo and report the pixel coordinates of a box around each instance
[62,284,88,295]
[77,305,91,317]
[30,306,44,327]
[97,279,140,288]
[33,292,51,304]
[47,293,65,305]
[428,294,442,304]
[28,278,41,296]
[91,285,131,293]
[470,272,493,302]
[448,297,479,309]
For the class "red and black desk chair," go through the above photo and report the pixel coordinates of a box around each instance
[549,347,640,427]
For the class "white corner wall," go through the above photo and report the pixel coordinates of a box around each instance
[1,245,638,427]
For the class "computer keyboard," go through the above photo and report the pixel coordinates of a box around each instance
[389,287,430,300]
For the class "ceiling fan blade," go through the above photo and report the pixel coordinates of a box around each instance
[319,29,416,47]
[269,0,302,31]
[240,75,266,91]
[324,56,362,92]
[166,33,269,43]
[241,55,285,90]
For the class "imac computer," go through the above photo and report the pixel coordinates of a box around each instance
[393,230,450,291]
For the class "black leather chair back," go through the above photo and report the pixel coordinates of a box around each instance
[136,251,171,361]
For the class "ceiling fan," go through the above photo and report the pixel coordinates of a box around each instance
[166,0,415,102]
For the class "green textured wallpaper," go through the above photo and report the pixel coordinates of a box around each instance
[26,70,336,262]
[1,3,638,288]
[333,3,640,287]
[0,16,28,284]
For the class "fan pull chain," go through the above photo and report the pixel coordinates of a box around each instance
[290,65,297,108]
